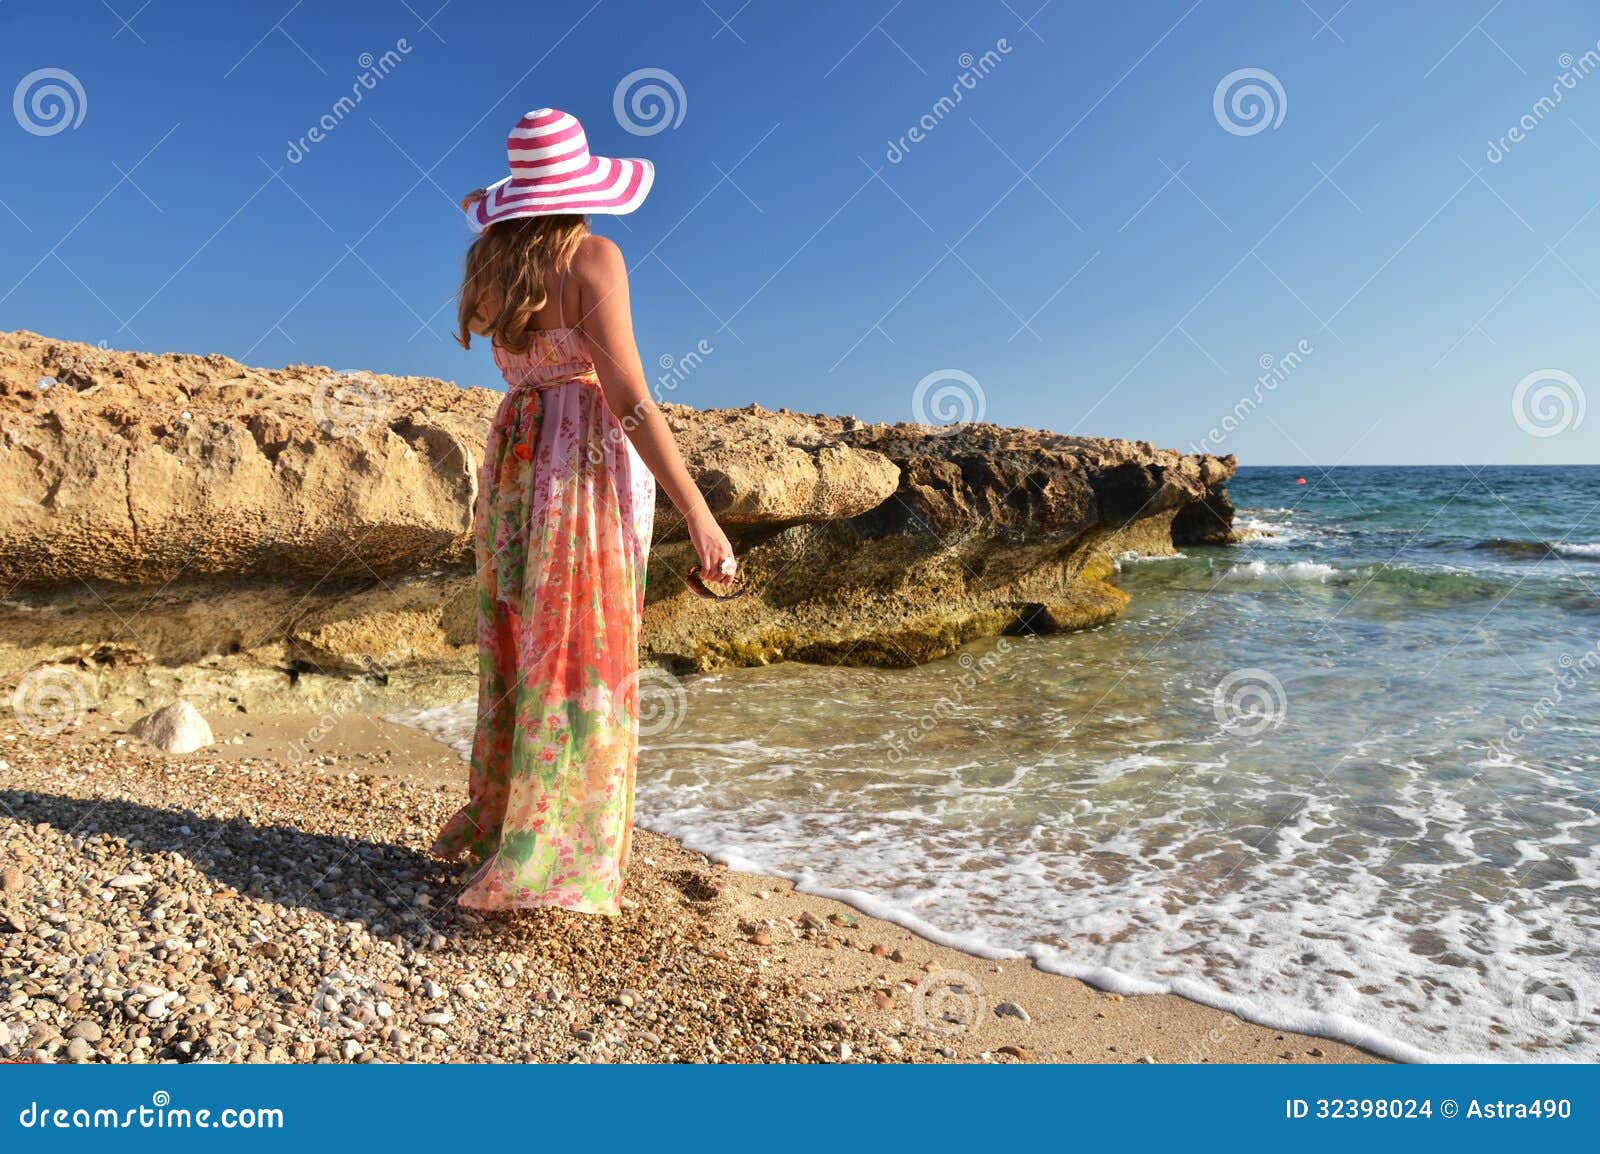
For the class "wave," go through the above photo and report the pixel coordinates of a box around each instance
[1235,516,1300,544]
[1218,559,1339,583]
[1471,537,1600,561]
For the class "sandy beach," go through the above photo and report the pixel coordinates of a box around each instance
[0,709,1377,1064]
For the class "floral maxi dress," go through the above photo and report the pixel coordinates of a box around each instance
[431,327,655,915]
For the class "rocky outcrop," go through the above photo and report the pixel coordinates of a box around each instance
[1172,483,1239,545]
[0,331,1234,713]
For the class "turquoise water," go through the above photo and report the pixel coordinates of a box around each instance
[399,466,1600,1061]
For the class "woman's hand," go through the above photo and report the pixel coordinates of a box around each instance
[688,511,736,580]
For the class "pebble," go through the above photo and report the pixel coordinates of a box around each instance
[995,1001,1031,1022]
[0,720,1033,1068]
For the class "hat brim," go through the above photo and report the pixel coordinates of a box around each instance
[467,157,654,232]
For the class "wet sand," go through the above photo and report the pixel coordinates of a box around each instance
[0,710,1379,1064]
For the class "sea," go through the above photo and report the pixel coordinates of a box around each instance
[392,465,1600,1062]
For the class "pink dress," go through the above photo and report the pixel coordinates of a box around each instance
[430,324,656,914]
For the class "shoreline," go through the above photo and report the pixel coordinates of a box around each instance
[0,709,1379,1064]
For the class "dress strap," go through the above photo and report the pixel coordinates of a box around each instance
[556,267,568,329]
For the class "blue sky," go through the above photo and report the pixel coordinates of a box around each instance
[2,0,1598,464]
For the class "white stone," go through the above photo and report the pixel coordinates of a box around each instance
[127,701,214,754]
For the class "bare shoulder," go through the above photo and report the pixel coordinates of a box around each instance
[572,233,627,288]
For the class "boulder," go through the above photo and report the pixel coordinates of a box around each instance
[126,700,213,754]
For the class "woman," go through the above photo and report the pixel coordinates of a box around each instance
[431,108,738,914]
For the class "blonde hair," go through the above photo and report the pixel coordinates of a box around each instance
[456,213,589,354]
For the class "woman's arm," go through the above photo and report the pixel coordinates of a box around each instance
[574,234,736,579]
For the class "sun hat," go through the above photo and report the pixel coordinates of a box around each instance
[462,108,654,232]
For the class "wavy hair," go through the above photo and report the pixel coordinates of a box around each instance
[456,212,589,354]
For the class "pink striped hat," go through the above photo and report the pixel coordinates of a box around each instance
[464,108,654,231]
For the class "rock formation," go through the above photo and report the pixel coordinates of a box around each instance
[0,331,1235,714]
